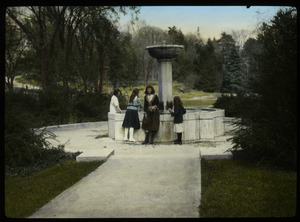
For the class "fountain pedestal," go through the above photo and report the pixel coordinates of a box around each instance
[146,44,184,109]
[158,60,172,109]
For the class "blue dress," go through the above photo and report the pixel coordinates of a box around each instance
[122,97,142,129]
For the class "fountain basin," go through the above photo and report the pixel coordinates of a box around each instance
[146,45,184,60]
[108,108,225,142]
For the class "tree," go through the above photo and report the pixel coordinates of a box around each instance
[108,32,139,89]
[194,38,221,92]
[6,6,140,91]
[215,32,236,92]
[241,37,262,91]
[222,47,244,94]
[231,29,251,50]
[132,25,167,84]
[6,7,50,89]
[5,13,28,91]
[232,8,297,170]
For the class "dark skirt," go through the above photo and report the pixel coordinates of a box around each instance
[122,109,140,129]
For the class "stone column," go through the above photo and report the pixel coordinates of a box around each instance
[158,59,173,110]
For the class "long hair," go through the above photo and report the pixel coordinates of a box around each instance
[145,85,155,95]
[173,96,183,107]
[129,88,139,103]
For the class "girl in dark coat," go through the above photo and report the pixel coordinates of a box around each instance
[168,96,186,144]
[142,85,160,144]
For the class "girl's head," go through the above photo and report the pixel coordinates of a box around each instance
[130,88,139,102]
[173,96,182,107]
[145,85,155,95]
[113,89,121,96]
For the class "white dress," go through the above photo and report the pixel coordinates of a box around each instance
[109,95,119,113]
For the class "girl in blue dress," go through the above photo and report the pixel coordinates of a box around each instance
[122,88,143,141]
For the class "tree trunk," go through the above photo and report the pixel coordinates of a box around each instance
[39,24,47,89]
[98,49,104,94]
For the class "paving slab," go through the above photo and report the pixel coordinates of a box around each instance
[29,148,201,218]
[76,148,114,162]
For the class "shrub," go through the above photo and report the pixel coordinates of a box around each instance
[213,94,259,117]
[73,92,110,122]
[5,107,50,168]
[38,87,72,125]
[5,90,80,174]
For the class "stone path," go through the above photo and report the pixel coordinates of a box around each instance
[29,120,235,218]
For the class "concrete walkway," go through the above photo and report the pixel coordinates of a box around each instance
[29,120,235,218]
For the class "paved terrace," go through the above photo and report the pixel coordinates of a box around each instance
[29,118,236,218]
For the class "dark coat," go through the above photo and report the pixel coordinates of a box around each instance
[143,94,159,112]
[142,94,160,131]
[171,105,186,124]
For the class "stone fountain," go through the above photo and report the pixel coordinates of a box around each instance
[108,44,225,142]
[146,44,184,110]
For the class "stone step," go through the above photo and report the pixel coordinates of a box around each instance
[76,148,114,162]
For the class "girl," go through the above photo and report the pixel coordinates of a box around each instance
[168,96,186,144]
[109,89,122,113]
[142,85,160,144]
[122,88,143,142]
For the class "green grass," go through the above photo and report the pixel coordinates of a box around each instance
[200,159,297,218]
[5,160,104,218]
[119,82,218,108]
[182,99,215,108]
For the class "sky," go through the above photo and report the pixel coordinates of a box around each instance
[118,6,288,40]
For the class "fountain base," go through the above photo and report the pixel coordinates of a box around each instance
[108,108,225,142]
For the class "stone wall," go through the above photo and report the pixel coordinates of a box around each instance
[108,109,225,142]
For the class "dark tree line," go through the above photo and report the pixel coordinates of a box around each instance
[5,6,140,92]
[6,6,262,95]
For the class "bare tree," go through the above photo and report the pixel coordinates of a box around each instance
[231,29,251,50]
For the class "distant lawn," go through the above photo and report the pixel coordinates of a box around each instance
[200,159,297,218]
[138,98,215,109]
[120,81,219,109]
[5,160,104,218]
[182,99,215,108]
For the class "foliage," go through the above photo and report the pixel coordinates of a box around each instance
[194,38,222,92]
[5,13,28,92]
[5,91,44,168]
[222,47,245,94]
[200,159,297,217]
[108,32,139,88]
[213,94,258,117]
[6,6,140,91]
[5,160,104,218]
[73,92,111,122]
[38,87,72,125]
[241,37,262,84]
[231,8,297,170]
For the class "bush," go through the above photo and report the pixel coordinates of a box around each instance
[214,92,296,170]
[38,87,72,125]
[5,90,80,174]
[73,92,110,122]
[213,94,259,117]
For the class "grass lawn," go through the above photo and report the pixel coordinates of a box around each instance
[5,160,104,218]
[200,159,297,218]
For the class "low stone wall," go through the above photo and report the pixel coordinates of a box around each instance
[108,108,225,142]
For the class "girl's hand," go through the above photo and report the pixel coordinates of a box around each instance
[168,108,172,112]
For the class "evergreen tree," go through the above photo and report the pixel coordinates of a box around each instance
[232,8,297,170]
[194,38,221,92]
[222,47,244,94]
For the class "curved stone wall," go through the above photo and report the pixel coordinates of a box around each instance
[108,108,225,142]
